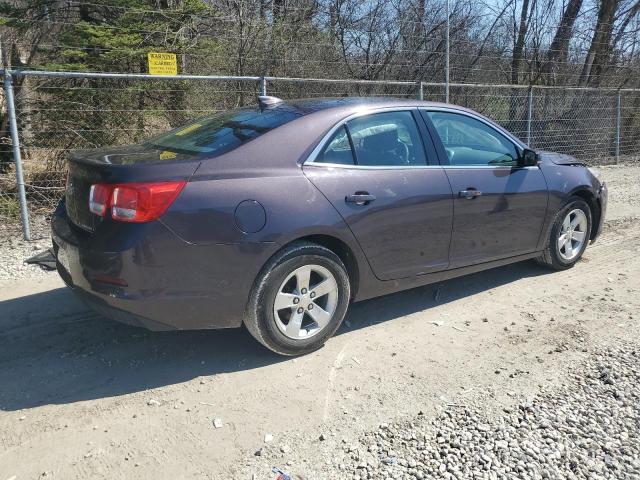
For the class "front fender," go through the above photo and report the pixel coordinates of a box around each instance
[536,161,603,249]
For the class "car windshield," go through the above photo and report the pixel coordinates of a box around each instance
[146,106,302,156]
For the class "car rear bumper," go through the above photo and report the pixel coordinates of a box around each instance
[68,284,178,330]
[52,202,276,331]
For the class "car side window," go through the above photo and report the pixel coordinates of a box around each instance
[426,111,519,167]
[315,125,355,165]
[346,111,427,166]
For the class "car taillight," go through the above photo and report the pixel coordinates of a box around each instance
[89,181,186,223]
[89,184,112,216]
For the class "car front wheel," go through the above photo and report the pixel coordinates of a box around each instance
[537,196,592,270]
[245,241,351,355]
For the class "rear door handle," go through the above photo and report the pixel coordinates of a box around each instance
[345,192,376,205]
[459,188,482,199]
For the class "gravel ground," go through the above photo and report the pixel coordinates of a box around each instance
[0,214,51,281]
[244,345,640,480]
[336,345,640,480]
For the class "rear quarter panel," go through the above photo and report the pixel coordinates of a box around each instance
[162,168,358,247]
[160,162,376,302]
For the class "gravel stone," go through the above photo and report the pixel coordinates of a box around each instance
[337,346,640,480]
[0,215,52,282]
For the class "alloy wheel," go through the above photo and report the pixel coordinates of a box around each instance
[273,264,339,340]
[557,208,588,261]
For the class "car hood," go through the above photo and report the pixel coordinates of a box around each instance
[536,150,586,167]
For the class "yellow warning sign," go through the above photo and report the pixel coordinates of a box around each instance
[148,52,178,76]
[159,150,177,160]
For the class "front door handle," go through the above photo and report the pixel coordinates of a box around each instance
[345,192,376,205]
[459,188,482,200]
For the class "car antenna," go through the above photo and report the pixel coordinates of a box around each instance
[257,95,283,110]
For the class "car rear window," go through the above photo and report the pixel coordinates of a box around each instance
[146,106,302,156]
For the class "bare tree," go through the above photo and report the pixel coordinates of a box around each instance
[580,0,620,86]
[543,0,584,83]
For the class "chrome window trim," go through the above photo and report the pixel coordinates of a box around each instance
[303,163,441,170]
[442,165,538,169]
[302,104,531,170]
[302,162,539,170]
[421,106,527,150]
[303,106,424,168]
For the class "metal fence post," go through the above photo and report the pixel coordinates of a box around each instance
[417,81,424,100]
[259,77,267,96]
[3,71,31,241]
[445,0,450,103]
[526,86,533,146]
[615,90,621,163]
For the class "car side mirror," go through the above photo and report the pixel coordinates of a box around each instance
[519,148,538,167]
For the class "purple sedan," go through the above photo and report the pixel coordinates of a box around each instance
[52,97,607,355]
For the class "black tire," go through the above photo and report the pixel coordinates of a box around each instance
[536,196,592,270]
[244,241,351,356]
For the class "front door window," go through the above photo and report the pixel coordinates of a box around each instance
[426,111,519,167]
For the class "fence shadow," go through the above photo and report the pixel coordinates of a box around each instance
[0,260,548,411]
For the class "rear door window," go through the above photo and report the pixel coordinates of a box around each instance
[147,106,302,157]
[347,111,427,166]
[315,126,355,165]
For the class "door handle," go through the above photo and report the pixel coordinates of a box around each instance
[459,188,482,199]
[345,192,376,205]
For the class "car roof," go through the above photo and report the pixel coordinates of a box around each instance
[284,97,453,116]
[270,97,526,152]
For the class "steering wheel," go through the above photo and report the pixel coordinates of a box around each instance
[396,140,410,164]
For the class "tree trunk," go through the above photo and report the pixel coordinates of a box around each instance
[510,0,533,133]
[511,0,531,85]
[543,0,583,83]
[579,0,619,87]
[0,39,11,174]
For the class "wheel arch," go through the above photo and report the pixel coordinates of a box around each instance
[252,233,362,302]
[568,187,600,240]
[287,234,360,300]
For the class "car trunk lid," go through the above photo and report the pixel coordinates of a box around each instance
[65,144,200,232]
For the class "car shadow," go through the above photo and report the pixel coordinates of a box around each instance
[0,260,548,411]
[340,260,548,333]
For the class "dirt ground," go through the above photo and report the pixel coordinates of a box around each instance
[1,165,639,480]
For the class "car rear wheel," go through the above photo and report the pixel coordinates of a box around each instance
[245,241,351,356]
[537,196,592,270]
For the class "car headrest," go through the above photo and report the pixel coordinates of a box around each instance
[362,129,398,152]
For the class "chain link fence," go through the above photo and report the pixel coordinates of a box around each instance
[1,70,638,240]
